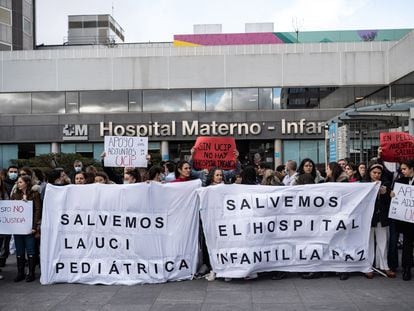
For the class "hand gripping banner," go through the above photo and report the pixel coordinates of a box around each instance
[40,180,201,285]
[197,182,379,278]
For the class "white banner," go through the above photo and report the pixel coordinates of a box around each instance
[389,182,414,223]
[0,200,33,234]
[40,180,201,285]
[197,182,379,278]
[104,136,148,167]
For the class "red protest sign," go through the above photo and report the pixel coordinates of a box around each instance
[380,132,414,162]
[192,137,237,170]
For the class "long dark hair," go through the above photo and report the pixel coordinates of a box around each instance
[241,166,257,185]
[297,158,317,179]
[0,176,7,199]
[327,162,344,182]
[206,167,223,186]
[174,161,191,179]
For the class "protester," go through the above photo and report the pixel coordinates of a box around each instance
[345,162,361,182]
[171,161,192,183]
[94,171,111,184]
[326,162,348,183]
[392,160,414,280]
[11,175,41,282]
[123,168,141,184]
[69,160,83,183]
[365,163,395,279]
[74,171,88,184]
[0,165,17,268]
[163,162,176,182]
[147,165,163,182]
[261,169,283,186]
[358,162,367,180]
[292,158,323,185]
[283,160,297,186]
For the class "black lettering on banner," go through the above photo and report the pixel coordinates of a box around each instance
[226,199,236,210]
[240,199,251,210]
[218,225,227,236]
[255,197,265,209]
[293,220,302,231]
[285,196,294,207]
[61,214,69,225]
[336,220,346,230]
[345,254,354,261]
[70,262,78,273]
[155,217,164,228]
[357,250,366,261]
[109,261,120,274]
[140,217,151,229]
[56,262,64,273]
[74,214,83,225]
[332,250,340,259]
[82,263,90,273]
[269,196,280,208]
[298,196,310,207]
[113,215,122,226]
[179,259,189,270]
[125,217,136,228]
[310,249,321,260]
[240,253,250,264]
[279,220,288,231]
[329,196,338,207]
[313,197,324,207]
[165,261,174,272]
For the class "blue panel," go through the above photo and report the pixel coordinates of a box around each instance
[0,144,18,168]
[35,144,51,156]
[61,144,76,154]
[93,143,104,160]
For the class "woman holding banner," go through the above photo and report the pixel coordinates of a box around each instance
[11,175,41,282]
[365,163,396,279]
[392,160,414,280]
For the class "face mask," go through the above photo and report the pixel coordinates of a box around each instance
[123,180,129,184]
[8,172,18,180]
[74,167,82,173]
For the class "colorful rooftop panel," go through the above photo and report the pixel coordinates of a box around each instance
[174,29,412,46]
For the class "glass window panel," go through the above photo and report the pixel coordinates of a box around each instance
[143,89,190,112]
[61,144,76,154]
[0,93,31,114]
[23,17,32,35]
[191,89,205,111]
[0,7,11,25]
[283,140,324,164]
[0,144,18,168]
[128,90,142,112]
[233,88,258,110]
[68,21,82,28]
[283,141,300,164]
[35,144,51,156]
[93,143,104,160]
[76,143,93,152]
[32,92,65,114]
[273,88,281,109]
[84,21,97,28]
[66,92,79,113]
[80,90,128,113]
[301,140,319,163]
[206,89,231,111]
[148,142,160,150]
[259,88,273,110]
[97,20,109,27]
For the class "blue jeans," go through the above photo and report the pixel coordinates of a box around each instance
[14,234,36,257]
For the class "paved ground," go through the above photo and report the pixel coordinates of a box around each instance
[0,259,414,311]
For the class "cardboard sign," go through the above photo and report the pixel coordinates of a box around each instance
[192,137,236,170]
[389,182,414,223]
[104,136,148,167]
[380,132,414,162]
[0,200,33,234]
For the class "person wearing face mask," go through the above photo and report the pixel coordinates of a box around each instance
[0,166,19,268]
[47,168,71,186]
[69,160,83,183]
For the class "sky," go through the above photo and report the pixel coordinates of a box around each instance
[36,0,414,45]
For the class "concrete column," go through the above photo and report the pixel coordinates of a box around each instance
[51,142,60,154]
[274,139,282,168]
[161,141,169,161]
